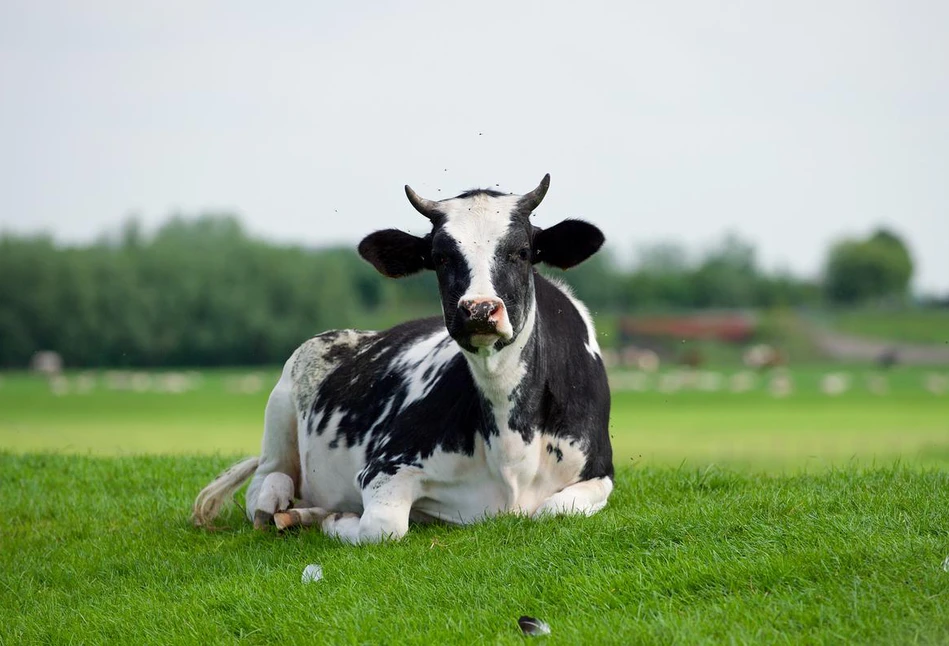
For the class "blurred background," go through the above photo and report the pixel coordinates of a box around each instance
[1,1,947,469]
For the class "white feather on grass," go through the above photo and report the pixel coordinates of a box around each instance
[518,616,551,636]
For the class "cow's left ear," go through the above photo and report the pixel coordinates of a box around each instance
[358,229,433,278]
[532,220,605,269]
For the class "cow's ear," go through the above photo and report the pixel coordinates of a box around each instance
[358,229,432,278]
[532,220,604,269]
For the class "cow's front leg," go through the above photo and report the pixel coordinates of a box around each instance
[322,470,417,544]
[533,476,614,518]
[320,512,363,542]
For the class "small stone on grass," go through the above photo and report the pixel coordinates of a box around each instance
[302,564,323,584]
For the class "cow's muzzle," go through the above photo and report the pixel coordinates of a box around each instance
[457,297,507,345]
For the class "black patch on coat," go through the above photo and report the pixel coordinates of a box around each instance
[545,443,564,462]
[430,232,477,350]
[486,219,535,351]
[554,446,564,462]
[306,318,485,487]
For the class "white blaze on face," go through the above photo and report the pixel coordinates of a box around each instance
[439,193,522,341]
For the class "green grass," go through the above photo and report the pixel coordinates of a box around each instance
[829,309,949,345]
[2,454,948,644]
[2,367,947,470]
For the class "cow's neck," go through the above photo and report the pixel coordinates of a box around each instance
[461,295,545,509]
[463,292,546,487]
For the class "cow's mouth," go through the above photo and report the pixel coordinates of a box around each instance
[468,328,515,349]
[469,332,501,348]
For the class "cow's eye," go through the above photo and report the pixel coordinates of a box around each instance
[517,247,530,261]
[432,252,448,267]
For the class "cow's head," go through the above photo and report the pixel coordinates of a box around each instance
[358,175,604,353]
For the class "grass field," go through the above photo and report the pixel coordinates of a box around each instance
[2,367,949,643]
[828,309,949,345]
[2,454,948,644]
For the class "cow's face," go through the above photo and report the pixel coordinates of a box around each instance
[428,191,534,352]
[359,175,604,354]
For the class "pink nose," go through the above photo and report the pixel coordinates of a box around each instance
[458,298,505,330]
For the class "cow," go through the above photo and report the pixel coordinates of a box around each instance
[192,174,613,544]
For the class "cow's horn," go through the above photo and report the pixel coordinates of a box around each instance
[522,174,551,213]
[405,185,440,221]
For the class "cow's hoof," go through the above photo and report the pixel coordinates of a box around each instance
[253,510,274,530]
[273,510,300,530]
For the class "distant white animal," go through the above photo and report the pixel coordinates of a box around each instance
[30,350,63,376]
[820,372,851,396]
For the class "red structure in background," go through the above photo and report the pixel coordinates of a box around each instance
[619,313,757,343]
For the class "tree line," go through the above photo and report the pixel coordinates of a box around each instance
[0,214,919,368]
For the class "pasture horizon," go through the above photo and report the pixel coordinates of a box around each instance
[3,365,947,472]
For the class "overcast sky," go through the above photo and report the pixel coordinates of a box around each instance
[2,1,947,293]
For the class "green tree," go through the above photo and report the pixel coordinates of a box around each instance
[690,233,759,308]
[621,242,694,310]
[824,228,914,304]
[0,212,839,368]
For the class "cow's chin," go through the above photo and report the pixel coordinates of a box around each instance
[469,333,502,349]
[456,329,515,354]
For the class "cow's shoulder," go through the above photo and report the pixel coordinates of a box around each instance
[533,274,602,361]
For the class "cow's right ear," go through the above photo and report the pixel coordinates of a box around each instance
[358,229,433,278]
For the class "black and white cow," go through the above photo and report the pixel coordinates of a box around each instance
[192,174,613,543]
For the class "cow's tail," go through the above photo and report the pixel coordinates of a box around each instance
[192,456,260,528]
